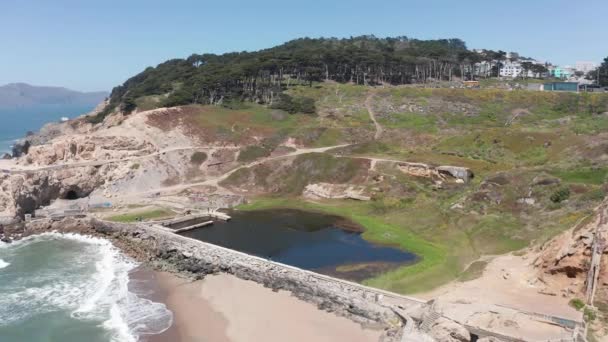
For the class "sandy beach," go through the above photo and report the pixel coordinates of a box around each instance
[151,271,383,342]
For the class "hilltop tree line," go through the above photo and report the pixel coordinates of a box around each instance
[95,36,545,121]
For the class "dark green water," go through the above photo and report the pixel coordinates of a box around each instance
[181,209,417,281]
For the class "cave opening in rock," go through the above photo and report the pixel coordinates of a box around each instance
[64,190,79,200]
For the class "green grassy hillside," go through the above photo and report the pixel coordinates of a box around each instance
[129,81,608,293]
[219,84,608,293]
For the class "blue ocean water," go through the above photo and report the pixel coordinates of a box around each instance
[0,104,95,154]
[0,233,173,341]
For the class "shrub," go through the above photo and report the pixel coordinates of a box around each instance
[86,111,109,124]
[584,307,597,322]
[238,146,271,162]
[271,94,316,114]
[569,298,585,311]
[190,152,208,165]
[120,96,137,114]
[550,187,571,203]
[371,195,413,213]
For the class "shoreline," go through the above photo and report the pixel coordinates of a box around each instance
[127,267,181,342]
[11,218,410,341]
[150,271,383,342]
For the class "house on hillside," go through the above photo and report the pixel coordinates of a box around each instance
[499,62,524,78]
[549,66,573,79]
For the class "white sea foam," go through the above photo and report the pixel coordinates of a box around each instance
[0,232,173,341]
[0,259,9,269]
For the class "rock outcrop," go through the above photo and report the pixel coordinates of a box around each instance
[428,317,470,342]
[22,136,154,166]
[536,218,596,279]
[436,166,474,183]
[397,162,473,183]
[303,183,371,201]
[0,166,106,217]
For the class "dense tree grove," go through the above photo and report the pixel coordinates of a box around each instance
[599,57,608,86]
[97,36,520,119]
[586,57,608,86]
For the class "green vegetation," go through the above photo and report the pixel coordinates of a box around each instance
[588,56,608,86]
[380,112,437,132]
[238,146,271,162]
[566,299,599,323]
[570,298,586,311]
[550,187,571,203]
[225,153,367,194]
[94,36,521,121]
[552,168,608,185]
[585,307,597,322]
[190,152,208,165]
[209,84,608,294]
[458,261,488,282]
[271,94,316,114]
[107,208,175,223]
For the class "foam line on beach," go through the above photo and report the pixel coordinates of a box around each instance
[0,232,173,341]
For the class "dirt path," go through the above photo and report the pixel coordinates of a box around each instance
[138,144,351,196]
[0,146,240,174]
[365,90,383,140]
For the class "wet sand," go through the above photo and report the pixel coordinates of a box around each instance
[152,271,382,342]
[127,268,181,342]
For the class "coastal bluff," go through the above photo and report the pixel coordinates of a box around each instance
[12,217,438,342]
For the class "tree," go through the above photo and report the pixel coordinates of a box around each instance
[494,50,507,77]
[530,64,548,78]
[599,57,608,86]
[521,62,534,79]
[585,69,598,82]
[94,36,522,118]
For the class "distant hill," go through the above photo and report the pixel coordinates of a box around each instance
[0,83,108,108]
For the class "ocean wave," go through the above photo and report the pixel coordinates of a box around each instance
[0,259,9,269]
[0,232,173,341]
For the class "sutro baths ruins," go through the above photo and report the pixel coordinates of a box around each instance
[5,214,587,342]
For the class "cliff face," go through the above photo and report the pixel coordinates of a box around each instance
[0,166,106,217]
[533,203,607,300]
[0,107,249,218]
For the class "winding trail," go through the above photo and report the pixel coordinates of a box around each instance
[0,146,239,174]
[136,144,351,197]
[365,90,383,140]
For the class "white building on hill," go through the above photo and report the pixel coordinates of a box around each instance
[499,62,524,78]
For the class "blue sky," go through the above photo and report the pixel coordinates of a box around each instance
[1,0,606,92]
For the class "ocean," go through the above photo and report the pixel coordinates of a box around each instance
[0,233,173,341]
[0,104,95,154]
[0,105,175,341]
